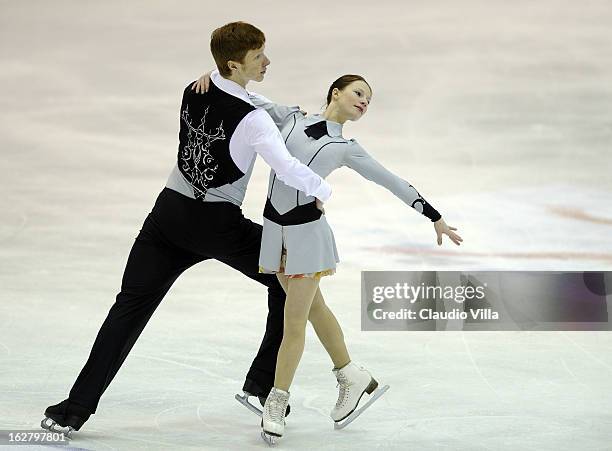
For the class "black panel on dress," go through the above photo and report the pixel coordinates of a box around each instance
[264,199,322,226]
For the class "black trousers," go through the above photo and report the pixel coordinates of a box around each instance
[68,188,285,413]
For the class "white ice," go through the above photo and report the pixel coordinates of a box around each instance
[1,1,612,450]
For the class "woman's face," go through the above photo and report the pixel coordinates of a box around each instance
[332,80,372,121]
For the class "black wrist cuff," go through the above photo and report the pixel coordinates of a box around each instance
[422,202,441,222]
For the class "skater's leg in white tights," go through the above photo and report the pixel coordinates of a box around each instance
[274,274,382,426]
[308,288,351,369]
[275,275,351,382]
[274,275,319,391]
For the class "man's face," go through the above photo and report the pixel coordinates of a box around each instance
[232,45,270,83]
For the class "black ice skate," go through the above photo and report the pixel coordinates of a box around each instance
[40,399,91,438]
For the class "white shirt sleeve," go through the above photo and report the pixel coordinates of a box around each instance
[245,109,332,202]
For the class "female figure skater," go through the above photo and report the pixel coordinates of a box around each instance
[194,72,462,440]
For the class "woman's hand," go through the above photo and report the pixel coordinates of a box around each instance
[191,71,213,94]
[434,218,462,246]
[316,198,325,214]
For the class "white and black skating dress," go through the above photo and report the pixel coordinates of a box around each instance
[253,94,442,277]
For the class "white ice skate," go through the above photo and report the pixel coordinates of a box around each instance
[260,387,290,445]
[235,391,291,419]
[331,362,389,430]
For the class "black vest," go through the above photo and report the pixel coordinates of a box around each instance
[177,81,255,200]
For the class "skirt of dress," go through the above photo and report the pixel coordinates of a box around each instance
[259,215,339,278]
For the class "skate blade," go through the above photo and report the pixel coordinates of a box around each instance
[333,384,390,430]
[40,417,74,439]
[235,392,263,417]
[261,430,278,446]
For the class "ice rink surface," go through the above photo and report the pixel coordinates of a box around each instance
[1,0,612,449]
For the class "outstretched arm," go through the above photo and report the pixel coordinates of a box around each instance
[343,141,462,246]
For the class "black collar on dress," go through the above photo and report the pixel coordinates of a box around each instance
[304,120,328,140]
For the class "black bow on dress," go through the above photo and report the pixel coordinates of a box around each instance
[304,121,328,140]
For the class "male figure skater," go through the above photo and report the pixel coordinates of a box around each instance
[41,21,330,436]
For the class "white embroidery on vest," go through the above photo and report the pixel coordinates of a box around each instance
[180,106,226,199]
